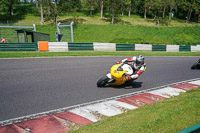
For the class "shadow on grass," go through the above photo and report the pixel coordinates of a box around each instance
[58,17,87,25]
[101,16,131,25]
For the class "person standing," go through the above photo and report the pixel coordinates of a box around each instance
[1,37,6,43]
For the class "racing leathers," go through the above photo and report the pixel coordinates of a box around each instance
[116,56,146,81]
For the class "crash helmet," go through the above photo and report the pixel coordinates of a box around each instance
[136,55,144,65]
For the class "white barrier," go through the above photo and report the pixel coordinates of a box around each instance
[135,44,152,51]
[48,42,68,52]
[46,42,200,52]
[93,43,116,51]
[166,45,179,52]
[191,45,200,52]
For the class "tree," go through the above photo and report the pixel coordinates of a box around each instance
[53,0,58,25]
[58,0,81,13]
[186,0,200,23]
[168,0,176,20]
[142,0,155,19]
[40,0,44,24]
[178,0,200,23]
[0,0,17,23]
[119,0,131,16]
[0,0,9,18]
[108,0,120,24]
[99,0,104,19]
[82,0,98,17]
[46,0,51,19]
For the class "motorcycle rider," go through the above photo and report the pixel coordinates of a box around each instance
[116,55,146,81]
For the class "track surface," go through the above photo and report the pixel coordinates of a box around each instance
[0,56,199,122]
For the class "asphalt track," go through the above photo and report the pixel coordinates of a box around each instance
[0,56,199,122]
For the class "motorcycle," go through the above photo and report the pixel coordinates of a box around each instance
[97,63,146,87]
[191,59,200,69]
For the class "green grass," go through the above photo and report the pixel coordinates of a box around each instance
[73,25,200,44]
[1,15,200,44]
[69,88,200,133]
[34,24,200,44]
[0,51,200,58]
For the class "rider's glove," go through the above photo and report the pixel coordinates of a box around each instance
[125,75,132,81]
[131,74,138,80]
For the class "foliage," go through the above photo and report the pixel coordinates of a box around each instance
[1,0,200,25]
[1,14,200,44]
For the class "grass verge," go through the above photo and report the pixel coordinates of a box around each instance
[2,17,200,44]
[69,88,200,133]
[0,51,200,58]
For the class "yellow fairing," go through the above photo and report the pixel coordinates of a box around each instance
[144,66,147,71]
[110,64,127,85]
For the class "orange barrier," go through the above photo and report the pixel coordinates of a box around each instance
[38,41,49,51]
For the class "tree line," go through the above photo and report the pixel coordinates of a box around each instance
[0,0,200,25]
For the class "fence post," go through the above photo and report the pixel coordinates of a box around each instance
[70,21,74,43]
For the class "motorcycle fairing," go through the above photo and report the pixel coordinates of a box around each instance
[110,63,131,85]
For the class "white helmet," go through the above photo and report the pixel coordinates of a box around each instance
[136,55,144,65]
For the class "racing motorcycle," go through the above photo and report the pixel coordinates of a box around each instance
[191,59,200,69]
[97,63,146,87]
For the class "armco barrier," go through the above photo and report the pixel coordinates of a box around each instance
[135,44,152,51]
[116,44,135,51]
[179,45,191,52]
[166,45,179,52]
[0,43,38,51]
[49,42,68,52]
[1,42,200,52]
[93,43,116,51]
[152,45,166,51]
[46,43,200,52]
[68,42,93,51]
[191,45,200,52]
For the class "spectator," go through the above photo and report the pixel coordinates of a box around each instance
[1,37,6,43]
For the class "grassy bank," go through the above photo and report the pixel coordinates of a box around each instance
[69,88,200,133]
[36,24,200,44]
[0,51,200,58]
[1,15,200,44]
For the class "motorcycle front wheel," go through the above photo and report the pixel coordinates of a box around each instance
[97,76,109,87]
[191,63,197,69]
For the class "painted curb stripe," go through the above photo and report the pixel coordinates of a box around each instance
[149,87,186,98]
[69,100,138,121]
[138,93,166,101]
[188,80,200,85]
[78,102,124,117]
[16,115,69,133]
[117,96,146,107]
[54,111,93,126]
[106,100,138,110]
[75,100,137,117]
[0,124,26,133]
[171,83,200,91]
[69,108,99,122]
[116,93,166,107]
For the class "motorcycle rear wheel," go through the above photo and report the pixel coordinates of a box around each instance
[97,76,109,87]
